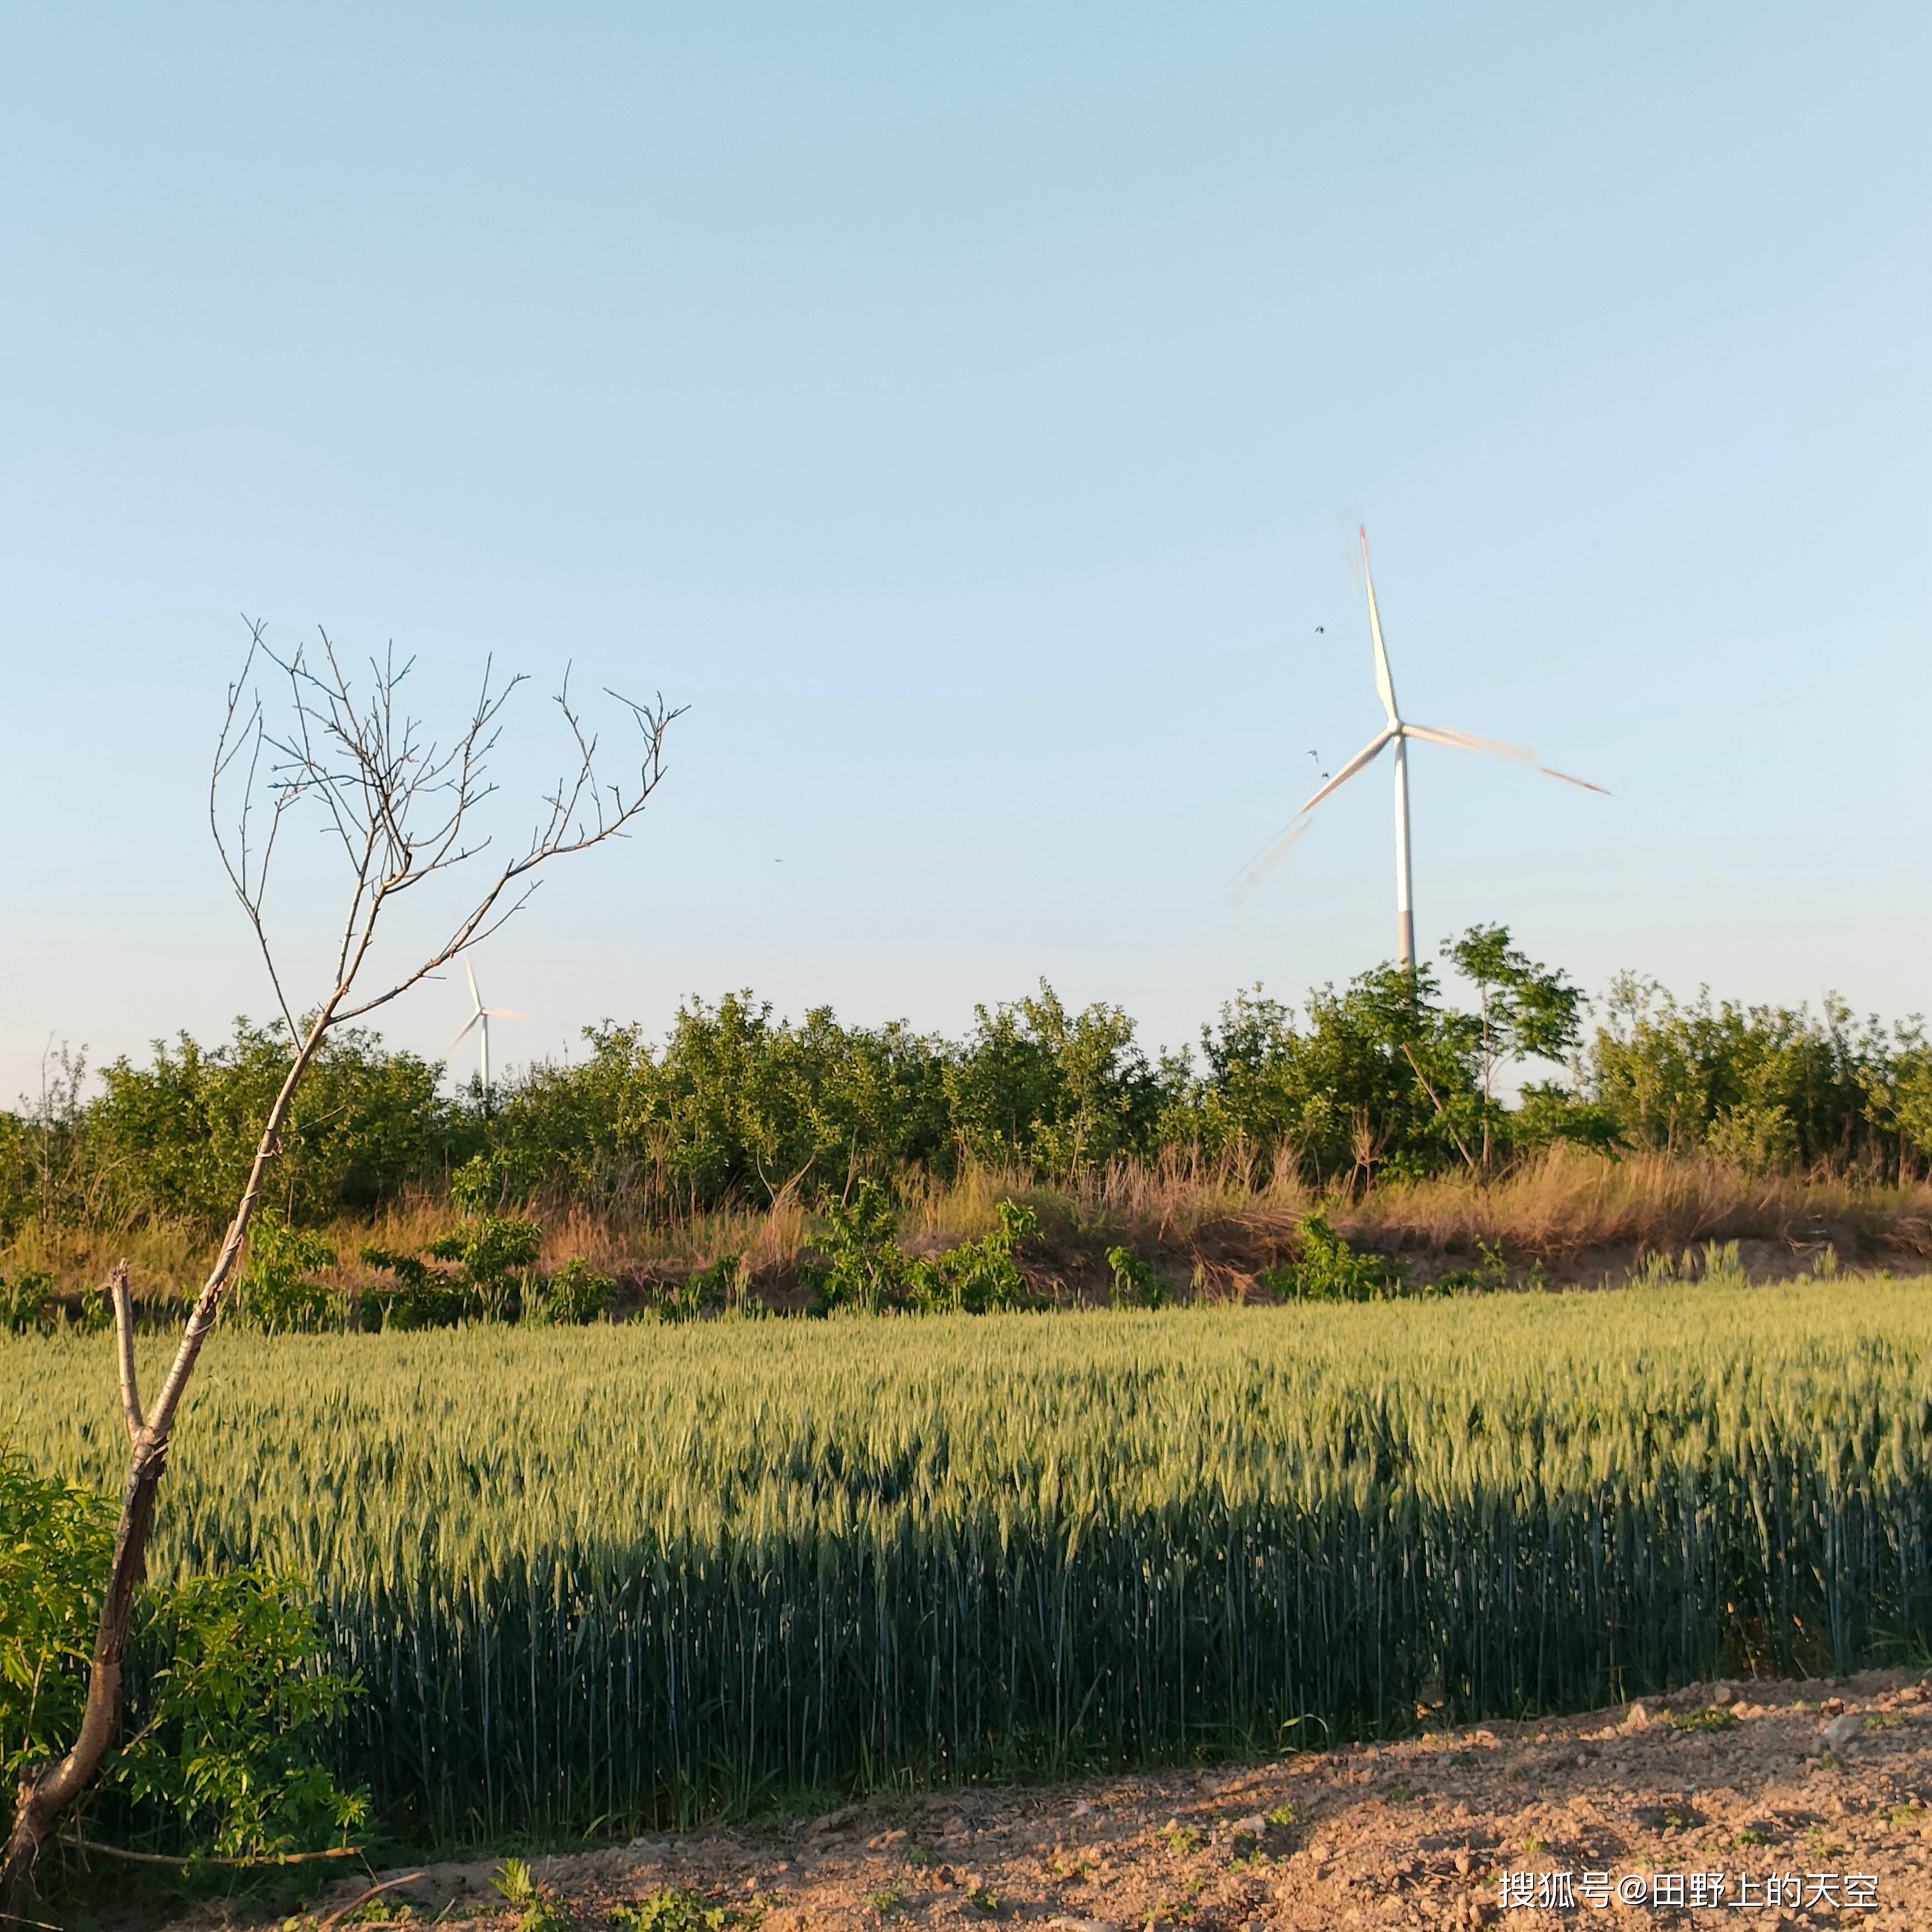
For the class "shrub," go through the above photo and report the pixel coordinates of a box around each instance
[1432,1240,1512,1296]
[233,1212,338,1333]
[656,1252,754,1324]
[358,1243,470,1329]
[87,1022,453,1230]
[118,1568,369,1856]
[804,1180,915,1315]
[363,1211,544,1327]
[428,1214,544,1318]
[909,1201,1043,1313]
[0,1452,110,1793]
[1261,1211,1406,1302]
[527,1258,617,1326]
[1105,1245,1168,1309]
[803,1187,1043,1315]
[1,1268,54,1335]
[0,1453,366,1858]
[493,1857,575,1931]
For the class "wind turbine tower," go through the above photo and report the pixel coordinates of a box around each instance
[1231,526,1608,969]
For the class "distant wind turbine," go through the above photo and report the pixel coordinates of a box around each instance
[1229,526,1609,969]
[442,958,526,1108]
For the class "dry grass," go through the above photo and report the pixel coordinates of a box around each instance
[0,1217,215,1307]
[900,1147,1930,1286]
[7,1149,1928,1306]
[1344,1145,1932,1266]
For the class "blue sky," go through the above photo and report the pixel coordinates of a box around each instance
[3,2,1928,1098]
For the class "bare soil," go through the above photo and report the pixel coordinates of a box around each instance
[284,1669,1932,1932]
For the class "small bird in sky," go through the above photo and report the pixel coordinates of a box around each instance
[1315,625,1324,633]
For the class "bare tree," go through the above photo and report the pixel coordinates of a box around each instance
[3,626,680,1906]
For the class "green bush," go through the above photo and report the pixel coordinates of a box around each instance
[363,1211,544,1328]
[492,1856,576,1931]
[1432,1240,1512,1296]
[528,1257,617,1326]
[428,1214,544,1318]
[87,1022,457,1230]
[9,926,1932,1248]
[358,1243,469,1329]
[909,1201,1043,1313]
[117,1568,369,1856]
[1105,1246,1167,1309]
[804,1180,915,1315]
[2,1268,54,1335]
[362,1213,615,1329]
[656,1253,750,1324]
[0,1452,110,1792]
[0,1453,366,1859]
[804,1187,1043,1315]
[233,1212,338,1333]
[1261,1212,1406,1302]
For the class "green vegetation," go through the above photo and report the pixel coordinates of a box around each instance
[7,1280,1930,1843]
[7,933,1930,1265]
[493,1857,575,1931]
[571,1880,746,1930]
[1663,1705,1739,1734]
[0,1453,365,1860]
[799,1182,1043,1315]
[1258,1212,1407,1301]
[1105,1245,1167,1308]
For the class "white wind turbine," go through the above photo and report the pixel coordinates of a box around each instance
[1229,525,1608,969]
[442,957,526,1109]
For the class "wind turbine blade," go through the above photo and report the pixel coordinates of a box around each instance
[1295,726,1395,814]
[1402,721,1535,764]
[482,1007,530,1021]
[1224,814,1314,905]
[464,956,484,1013]
[1224,728,1394,905]
[1360,525,1400,725]
[1404,721,1612,794]
[441,1015,481,1060]
[1538,764,1613,796]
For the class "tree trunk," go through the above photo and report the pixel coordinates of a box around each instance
[2,1008,333,1914]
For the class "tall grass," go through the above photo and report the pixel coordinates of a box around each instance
[11,1149,1925,1306]
[8,1280,1932,1839]
[1348,1144,1932,1261]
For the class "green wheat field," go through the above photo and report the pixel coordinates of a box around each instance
[8,1281,1931,1838]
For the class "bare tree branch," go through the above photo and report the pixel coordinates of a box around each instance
[108,1262,142,1446]
[210,621,303,1047]
[3,621,681,1912]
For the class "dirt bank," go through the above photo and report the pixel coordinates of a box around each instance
[281,1669,1932,1931]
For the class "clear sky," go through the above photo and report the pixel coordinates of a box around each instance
[3,2,1928,1101]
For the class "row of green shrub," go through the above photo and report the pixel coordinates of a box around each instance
[7,925,1930,1237]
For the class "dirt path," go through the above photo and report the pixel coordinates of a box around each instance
[297,1670,1932,1931]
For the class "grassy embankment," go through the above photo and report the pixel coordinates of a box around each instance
[6,1145,1929,1309]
